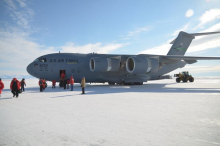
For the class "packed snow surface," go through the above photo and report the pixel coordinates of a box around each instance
[0,78,220,146]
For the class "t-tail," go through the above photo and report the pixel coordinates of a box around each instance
[167,31,220,56]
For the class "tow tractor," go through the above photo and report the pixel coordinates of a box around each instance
[174,71,194,83]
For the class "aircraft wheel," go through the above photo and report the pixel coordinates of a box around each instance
[134,82,143,85]
[108,82,115,85]
[176,78,180,83]
[130,82,135,85]
[189,77,194,82]
[124,82,129,85]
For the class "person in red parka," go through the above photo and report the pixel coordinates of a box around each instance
[39,78,44,92]
[10,78,21,98]
[52,80,56,89]
[61,71,65,79]
[42,79,47,90]
[70,76,74,91]
[0,78,4,97]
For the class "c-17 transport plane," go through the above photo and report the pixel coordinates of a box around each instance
[27,31,220,85]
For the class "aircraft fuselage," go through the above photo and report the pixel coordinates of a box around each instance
[27,53,186,84]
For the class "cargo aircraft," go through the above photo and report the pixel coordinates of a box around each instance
[27,31,220,85]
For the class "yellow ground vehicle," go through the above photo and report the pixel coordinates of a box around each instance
[174,71,194,83]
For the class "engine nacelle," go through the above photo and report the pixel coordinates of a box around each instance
[90,57,120,72]
[150,58,159,72]
[126,56,153,74]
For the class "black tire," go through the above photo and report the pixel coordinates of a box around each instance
[176,78,180,83]
[134,82,143,85]
[189,77,194,82]
[108,82,115,85]
[183,77,188,82]
[124,82,129,85]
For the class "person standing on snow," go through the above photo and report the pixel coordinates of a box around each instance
[43,79,47,90]
[81,77,86,94]
[39,78,44,92]
[66,79,70,89]
[61,71,65,79]
[20,78,26,92]
[70,76,74,91]
[52,80,56,89]
[63,78,67,90]
[10,78,21,98]
[0,78,4,97]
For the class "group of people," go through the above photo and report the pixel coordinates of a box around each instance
[0,78,26,98]
[51,75,86,94]
[10,78,26,98]
[38,78,47,92]
[0,75,86,98]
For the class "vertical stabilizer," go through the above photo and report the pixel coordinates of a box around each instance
[167,31,220,56]
[167,31,194,56]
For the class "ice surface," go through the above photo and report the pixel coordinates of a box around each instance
[0,78,220,146]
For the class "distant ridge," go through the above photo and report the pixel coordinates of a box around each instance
[0,75,34,79]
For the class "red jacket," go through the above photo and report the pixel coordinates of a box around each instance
[0,81,4,94]
[61,73,65,79]
[70,77,74,85]
[10,78,21,90]
[42,80,46,88]
[52,80,56,85]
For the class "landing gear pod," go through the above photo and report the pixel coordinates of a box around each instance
[90,57,120,72]
[126,56,152,74]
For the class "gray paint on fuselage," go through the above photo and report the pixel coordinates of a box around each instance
[27,53,184,83]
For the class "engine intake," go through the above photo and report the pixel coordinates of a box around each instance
[90,57,120,72]
[126,56,152,74]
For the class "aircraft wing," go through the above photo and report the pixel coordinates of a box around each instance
[163,55,220,60]
[158,55,220,64]
[139,54,220,64]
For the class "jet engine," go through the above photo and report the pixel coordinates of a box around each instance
[90,57,120,72]
[126,56,159,74]
[149,58,159,72]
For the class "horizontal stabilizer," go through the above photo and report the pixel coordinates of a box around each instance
[170,31,220,44]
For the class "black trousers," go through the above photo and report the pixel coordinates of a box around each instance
[12,90,19,97]
[64,84,66,89]
[40,85,43,92]
[21,86,25,91]
[82,87,85,94]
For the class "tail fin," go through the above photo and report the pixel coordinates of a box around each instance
[167,31,220,56]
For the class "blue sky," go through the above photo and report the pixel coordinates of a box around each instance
[0,0,220,78]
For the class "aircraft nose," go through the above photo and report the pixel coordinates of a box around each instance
[26,63,33,75]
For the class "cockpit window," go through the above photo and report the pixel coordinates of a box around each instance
[41,58,47,62]
[34,58,47,62]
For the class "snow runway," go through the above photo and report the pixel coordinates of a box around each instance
[0,78,220,146]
